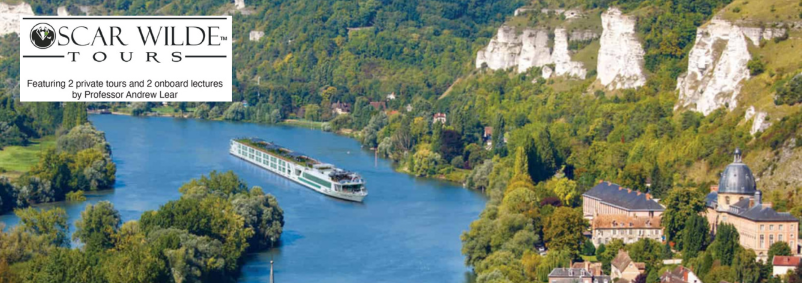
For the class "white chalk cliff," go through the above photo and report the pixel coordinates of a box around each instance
[676,20,752,115]
[552,28,586,78]
[249,30,264,41]
[597,8,646,90]
[476,26,587,78]
[744,106,771,135]
[0,2,34,36]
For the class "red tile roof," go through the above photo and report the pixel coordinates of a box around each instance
[773,256,801,267]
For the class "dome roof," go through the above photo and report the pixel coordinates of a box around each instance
[718,148,757,195]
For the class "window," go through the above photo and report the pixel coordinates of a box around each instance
[761,225,765,231]
[760,235,765,248]
[770,235,775,246]
[781,225,785,231]
[771,225,775,231]
[780,234,784,242]
[726,196,731,204]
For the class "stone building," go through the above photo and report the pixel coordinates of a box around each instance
[591,214,662,245]
[582,181,665,221]
[705,149,799,260]
[611,250,645,282]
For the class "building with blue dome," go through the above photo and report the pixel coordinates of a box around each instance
[705,149,799,260]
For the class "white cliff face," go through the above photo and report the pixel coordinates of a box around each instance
[745,106,771,135]
[476,26,522,71]
[517,29,552,73]
[235,0,246,10]
[741,26,787,45]
[676,19,753,115]
[597,8,646,90]
[569,30,599,42]
[476,26,586,78]
[57,6,69,16]
[249,30,264,41]
[553,28,586,78]
[0,2,34,36]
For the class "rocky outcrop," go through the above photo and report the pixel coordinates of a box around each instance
[517,29,552,73]
[0,2,34,35]
[476,26,587,78]
[741,26,787,45]
[553,28,586,78]
[249,30,264,41]
[597,8,646,90]
[569,30,599,42]
[744,106,771,135]
[676,19,752,115]
[234,0,245,10]
[57,6,69,16]
[476,26,523,71]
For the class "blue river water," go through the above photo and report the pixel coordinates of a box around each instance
[0,115,486,283]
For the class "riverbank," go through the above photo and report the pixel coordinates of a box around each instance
[105,109,469,185]
[1,115,487,283]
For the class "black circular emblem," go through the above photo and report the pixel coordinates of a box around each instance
[30,23,55,49]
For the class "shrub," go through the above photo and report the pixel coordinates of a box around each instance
[747,59,765,76]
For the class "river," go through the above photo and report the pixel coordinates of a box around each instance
[0,115,487,283]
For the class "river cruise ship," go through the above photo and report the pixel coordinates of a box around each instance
[230,138,368,202]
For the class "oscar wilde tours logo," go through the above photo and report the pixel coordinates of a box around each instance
[30,23,55,49]
[20,16,232,102]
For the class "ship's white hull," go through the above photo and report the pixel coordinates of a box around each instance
[230,140,367,202]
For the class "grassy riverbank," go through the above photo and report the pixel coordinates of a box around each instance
[0,136,56,179]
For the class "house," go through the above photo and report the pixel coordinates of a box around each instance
[386,110,399,116]
[660,266,701,283]
[242,100,249,108]
[582,181,665,221]
[591,214,662,245]
[611,250,646,282]
[773,256,801,276]
[433,113,447,124]
[483,126,494,148]
[405,104,413,112]
[386,92,396,100]
[331,102,351,115]
[549,268,611,283]
[572,261,604,276]
[705,149,799,260]
[549,268,593,283]
[369,101,386,111]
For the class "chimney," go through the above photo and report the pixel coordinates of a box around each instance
[755,190,762,205]
[710,185,718,192]
[645,193,652,200]
[618,185,622,190]
[608,181,612,186]
[636,191,642,196]
[599,180,604,184]
[627,188,632,193]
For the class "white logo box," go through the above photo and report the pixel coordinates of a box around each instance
[20,16,232,102]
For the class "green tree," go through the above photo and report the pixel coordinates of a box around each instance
[73,201,121,252]
[768,241,793,260]
[662,188,705,246]
[543,207,587,256]
[709,223,740,266]
[681,214,709,261]
[582,240,596,256]
[15,207,69,247]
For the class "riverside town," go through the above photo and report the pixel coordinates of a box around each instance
[3,0,802,283]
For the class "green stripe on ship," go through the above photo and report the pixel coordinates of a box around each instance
[298,177,320,189]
